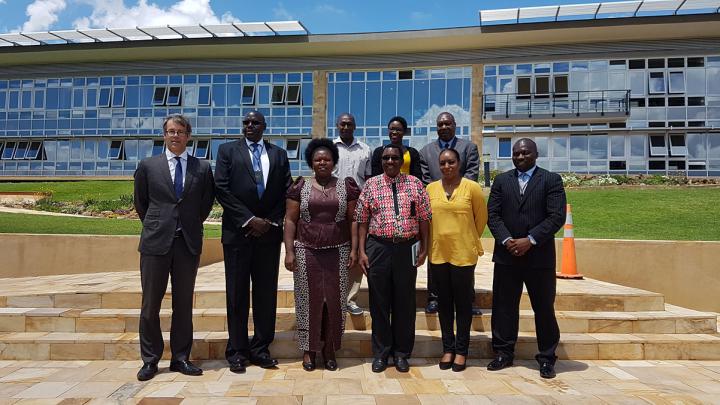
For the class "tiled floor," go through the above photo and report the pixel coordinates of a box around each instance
[0,358,719,403]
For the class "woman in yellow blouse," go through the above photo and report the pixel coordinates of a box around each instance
[427,148,487,372]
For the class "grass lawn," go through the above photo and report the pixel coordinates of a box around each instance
[0,212,222,238]
[0,180,133,201]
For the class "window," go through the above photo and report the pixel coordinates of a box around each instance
[517,77,531,98]
[241,85,255,105]
[398,70,413,80]
[184,140,195,157]
[666,72,685,95]
[688,97,705,106]
[535,77,549,97]
[166,86,181,106]
[197,86,211,106]
[609,161,627,170]
[610,135,625,158]
[26,141,42,159]
[669,134,688,156]
[2,142,16,159]
[286,139,300,159]
[271,85,285,104]
[668,58,685,68]
[286,84,301,105]
[111,88,125,107]
[648,59,665,69]
[152,140,165,156]
[13,142,29,159]
[98,88,112,107]
[649,135,668,157]
[649,72,665,94]
[498,137,512,158]
[553,75,568,96]
[648,97,665,107]
[108,140,123,159]
[629,59,645,69]
[152,87,167,106]
[194,140,209,159]
[668,97,685,106]
[687,57,704,68]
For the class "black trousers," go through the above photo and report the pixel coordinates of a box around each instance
[430,262,475,356]
[491,263,560,364]
[366,236,417,360]
[223,242,281,363]
[139,234,199,365]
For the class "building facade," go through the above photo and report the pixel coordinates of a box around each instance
[0,4,718,177]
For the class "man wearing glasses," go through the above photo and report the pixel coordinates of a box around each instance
[356,144,431,373]
[134,115,215,381]
[215,111,292,373]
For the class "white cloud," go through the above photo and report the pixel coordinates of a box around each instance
[272,2,294,20]
[414,104,470,128]
[72,0,239,29]
[18,0,67,32]
[313,4,346,15]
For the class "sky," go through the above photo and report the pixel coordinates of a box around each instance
[0,0,633,35]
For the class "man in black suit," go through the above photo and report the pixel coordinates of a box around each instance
[134,114,215,381]
[215,111,292,373]
[486,138,566,379]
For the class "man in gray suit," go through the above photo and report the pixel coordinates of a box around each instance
[419,112,480,315]
[133,114,215,381]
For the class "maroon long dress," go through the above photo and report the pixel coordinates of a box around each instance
[287,176,360,352]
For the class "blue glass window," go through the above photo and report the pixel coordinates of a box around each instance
[112,88,125,107]
[21,91,32,109]
[152,87,167,106]
[59,88,72,109]
[498,137,512,158]
[73,89,84,108]
[0,91,6,109]
[169,75,182,84]
[86,89,97,108]
[212,84,226,107]
[227,84,241,107]
[126,86,139,108]
[198,86,211,106]
[166,86,181,106]
[241,85,255,105]
[9,91,19,109]
[98,88,111,107]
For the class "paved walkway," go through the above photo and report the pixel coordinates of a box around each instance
[0,358,719,403]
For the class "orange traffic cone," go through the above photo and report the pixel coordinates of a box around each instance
[557,203,583,279]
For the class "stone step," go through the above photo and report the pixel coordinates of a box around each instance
[0,287,666,312]
[0,305,714,335]
[0,330,718,361]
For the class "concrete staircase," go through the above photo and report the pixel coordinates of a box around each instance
[0,260,717,361]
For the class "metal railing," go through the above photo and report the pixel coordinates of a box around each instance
[483,90,630,119]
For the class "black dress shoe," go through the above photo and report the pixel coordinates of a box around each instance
[439,353,454,370]
[251,356,279,369]
[302,351,316,372]
[229,360,246,374]
[451,362,466,372]
[425,300,439,314]
[539,362,556,379]
[471,306,483,316]
[394,357,410,373]
[486,356,513,371]
[371,358,387,373]
[170,360,203,376]
[136,363,158,381]
[324,359,338,371]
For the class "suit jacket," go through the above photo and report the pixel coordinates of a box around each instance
[487,166,566,269]
[214,139,292,246]
[419,138,480,185]
[134,154,215,256]
[370,145,422,179]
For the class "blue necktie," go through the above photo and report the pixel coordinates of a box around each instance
[519,172,529,195]
[173,156,183,200]
[251,143,265,198]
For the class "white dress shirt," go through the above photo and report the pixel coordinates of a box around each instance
[246,138,270,188]
[166,149,188,187]
[333,137,371,188]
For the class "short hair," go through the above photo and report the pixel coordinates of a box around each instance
[382,143,404,157]
[387,116,408,132]
[439,147,461,163]
[163,114,192,133]
[336,113,355,125]
[514,138,538,153]
[304,138,339,168]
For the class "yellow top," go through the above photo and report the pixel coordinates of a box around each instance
[427,178,488,266]
[400,150,411,175]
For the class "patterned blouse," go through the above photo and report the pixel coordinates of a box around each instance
[355,173,432,239]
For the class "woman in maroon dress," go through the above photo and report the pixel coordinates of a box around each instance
[284,138,360,371]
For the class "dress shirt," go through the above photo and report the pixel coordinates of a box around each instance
[355,173,431,240]
[502,165,538,246]
[166,149,188,187]
[245,138,270,188]
[438,137,458,150]
[333,137,371,188]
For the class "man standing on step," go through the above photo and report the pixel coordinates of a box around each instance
[333,113,372,317]
[215,111,292,374]
[419,112,481,316]
[134,114,215,381]
[486,138,566,379]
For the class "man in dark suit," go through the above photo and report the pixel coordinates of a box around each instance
[486,138,566,379]
[419,112,480,315]
[134,114,215,381]
[215,111,292,373]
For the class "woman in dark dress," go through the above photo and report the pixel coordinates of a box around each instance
[284,138,360,371]
[370,116,423,179]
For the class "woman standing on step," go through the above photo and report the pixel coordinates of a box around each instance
[284,138,360,371]
[427,148,487,372]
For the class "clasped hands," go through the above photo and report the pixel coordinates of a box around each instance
[505,237,532,257]
[244,217,272,238]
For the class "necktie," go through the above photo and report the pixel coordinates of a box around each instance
[251,143,265,198]
[519,172,529,195]
[442,142,449,149]
[173,156,183,200]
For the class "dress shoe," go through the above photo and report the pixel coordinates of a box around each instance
[302,351,316,372]
[425,300,439,314]
[439,353,454,370]
[451,362,466,372]
[539,362,556,379]
[394,357,410,373]
[371,358,387,373]
[324,359,338,371]
[136,363,158,381]
[486,356,513,371]
[251,356,279,369]
[229,360,246,374]
[471,306,483,316]
[169,360,203,376]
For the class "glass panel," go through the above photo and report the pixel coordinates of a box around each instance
[498,137,511,158]
[589,135,608,159]
[124,140,139,161]
[668,72,685,94]
[2,142,16,159]
[109,140,123,159]
[535,77,549,95]
[610,135,625,157]
[111,88,125,107]
[570,135,588,159]
[630,135,646,158]
[554,76,568,95]
[241,85,255,105]
[14,142,29,159]
[166,86,181,106]
[98,88,111,107]
[517,77,531,96]
[687,133,706,159]
[197,86,211,106]
[551,137,567,158]
[271,85,285,104]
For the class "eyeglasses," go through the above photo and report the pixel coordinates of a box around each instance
[243,120,263,126]
[381,156,401,161]
[165,130,188,136]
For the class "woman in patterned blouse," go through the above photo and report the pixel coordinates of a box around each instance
[283,138,360,372]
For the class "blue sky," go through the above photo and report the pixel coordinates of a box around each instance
[0,0,632,35]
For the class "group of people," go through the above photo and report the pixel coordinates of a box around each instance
[132,109,566,382]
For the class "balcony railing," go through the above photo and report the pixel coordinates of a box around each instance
[483,90,630,120]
